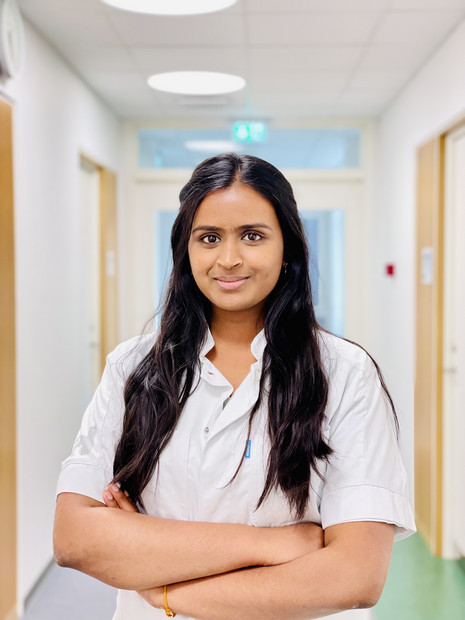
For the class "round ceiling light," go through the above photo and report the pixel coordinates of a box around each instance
[148,71,246,96]
[101,0,237,15]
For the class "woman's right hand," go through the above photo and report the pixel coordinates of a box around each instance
[260,522,324,566]
[103,484,139,512]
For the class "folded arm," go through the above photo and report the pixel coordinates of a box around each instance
[53,488,324,591]
[54,487,394,618]
[140,521,395,620]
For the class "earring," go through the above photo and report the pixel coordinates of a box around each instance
[283,262,288,274]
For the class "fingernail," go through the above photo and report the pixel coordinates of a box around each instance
[104,491,113,501]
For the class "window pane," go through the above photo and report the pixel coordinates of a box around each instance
[139,128,361,170]
[300,209,345,336]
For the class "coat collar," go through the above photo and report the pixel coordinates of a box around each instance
[199,327,266,363]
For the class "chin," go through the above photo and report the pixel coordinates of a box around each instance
[212,298,265,315]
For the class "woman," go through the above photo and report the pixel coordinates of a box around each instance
[54,153,415,619]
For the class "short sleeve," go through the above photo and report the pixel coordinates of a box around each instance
[320,348,416,541]
[56,335,154,503]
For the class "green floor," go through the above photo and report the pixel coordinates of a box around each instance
[374,533,465,620]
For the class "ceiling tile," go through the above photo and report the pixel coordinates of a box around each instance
[246,0,390,12]
[83,75,160,115]
[158,102,246,119]
[388,0,465,10]
[19,0,105,13]
[149,88,246,119]
[85,71,151,94]
[335,91,390,115]
[130,47,247,75]
[348,70,410,92]
[248,46,364,73]
[333,102,385,116]
[249,71,348,91]
[256,104,340,119]
[251,90,340,107]
[22,11,121,47]
[61,46,136,73]
[156,88,246,106]
[372,10,463,44]
[358,43,433,71]
[108,12,246,46]
[254,105,338,118]
[337,90,390,106]
[247,13,379,45]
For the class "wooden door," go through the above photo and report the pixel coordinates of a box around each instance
[0,98,17,620]
[99,168,118,369]
[414,137,445,556]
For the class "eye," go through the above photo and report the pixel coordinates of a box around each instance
[201,234,220,244]
[243,231,262,242]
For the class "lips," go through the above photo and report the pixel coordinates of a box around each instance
[214,276,249,290]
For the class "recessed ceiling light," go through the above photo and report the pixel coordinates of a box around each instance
[185,140,242,153]
[148,71,246,96]
[101,0,237,15]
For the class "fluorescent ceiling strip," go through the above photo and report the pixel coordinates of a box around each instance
[185,140,242,152]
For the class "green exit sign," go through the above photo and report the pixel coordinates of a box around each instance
[232,121,267,143]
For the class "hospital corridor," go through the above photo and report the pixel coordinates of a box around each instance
[1,1,465,619]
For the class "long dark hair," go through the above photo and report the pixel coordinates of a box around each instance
[112,153,396,518]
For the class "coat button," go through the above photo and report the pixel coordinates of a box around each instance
[204,427,210,434]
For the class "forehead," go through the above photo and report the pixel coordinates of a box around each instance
[191,184,280,229]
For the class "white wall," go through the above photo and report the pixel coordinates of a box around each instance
[0,20,120,610]
[369,20,465,490]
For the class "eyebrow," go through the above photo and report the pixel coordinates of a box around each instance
[191,223,273,234]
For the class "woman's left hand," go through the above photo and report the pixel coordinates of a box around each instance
[103,484,138,512]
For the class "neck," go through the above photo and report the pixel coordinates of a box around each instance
[210,307,264,347]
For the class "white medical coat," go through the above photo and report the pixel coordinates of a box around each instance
[57,328,416,619]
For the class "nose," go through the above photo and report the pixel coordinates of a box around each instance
[217,238,242,270]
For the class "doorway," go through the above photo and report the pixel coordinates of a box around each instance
[79,156,102,405]
[414,121,465,558]
[78,156,119,400]
[443,125,465,559]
